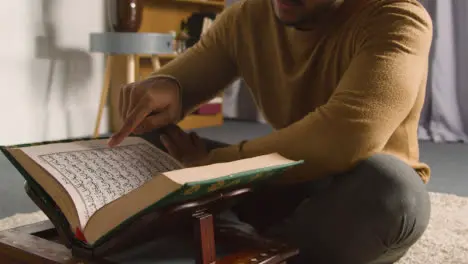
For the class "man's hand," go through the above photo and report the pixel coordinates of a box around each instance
[108,77,181,147]
[160,125,209,167]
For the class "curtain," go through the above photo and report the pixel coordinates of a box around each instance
[419,0,468,142]
[222,0,468,143]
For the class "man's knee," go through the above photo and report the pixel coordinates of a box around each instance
[352,153,429,205]
[350,153,431,247]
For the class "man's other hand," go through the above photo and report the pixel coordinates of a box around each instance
[108,77,181,147]
[161,125,208,167]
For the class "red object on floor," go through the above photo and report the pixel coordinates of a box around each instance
[197,103,222,115]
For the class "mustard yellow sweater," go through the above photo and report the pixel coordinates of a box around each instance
[155,0,433,183]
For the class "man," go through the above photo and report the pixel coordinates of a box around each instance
[108,0,433,262]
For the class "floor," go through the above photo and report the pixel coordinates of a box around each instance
[0,120,467,220]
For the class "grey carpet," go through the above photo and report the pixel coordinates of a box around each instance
[0,120,467,220]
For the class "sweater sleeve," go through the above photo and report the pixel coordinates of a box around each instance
[205,4,433,180]
[151,5,239,116]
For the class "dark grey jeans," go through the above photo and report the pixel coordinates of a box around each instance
[140,131,431,264]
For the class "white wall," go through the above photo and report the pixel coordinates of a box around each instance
[0,0,108,145]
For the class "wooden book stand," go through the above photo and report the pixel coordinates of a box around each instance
[0,184,299,263]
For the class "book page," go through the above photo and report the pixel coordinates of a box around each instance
[19,137,183,229]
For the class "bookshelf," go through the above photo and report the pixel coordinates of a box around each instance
[108,0,225,132]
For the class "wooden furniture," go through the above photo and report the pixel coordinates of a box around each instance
[0,187,299,264]
[107,0,226,133]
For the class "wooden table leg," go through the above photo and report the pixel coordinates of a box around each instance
[93,55,113,138]
[151,55,161,71]
[127,54,136,83]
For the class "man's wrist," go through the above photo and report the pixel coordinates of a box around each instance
[148,74,186,122]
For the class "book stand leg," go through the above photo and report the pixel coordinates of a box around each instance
[194,211,216,264]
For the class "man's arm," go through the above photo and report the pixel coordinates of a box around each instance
[203,4,433,180]
[151,6,240,117]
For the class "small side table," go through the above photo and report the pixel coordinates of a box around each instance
[89,32,175,137]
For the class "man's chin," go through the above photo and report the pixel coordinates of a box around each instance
[274,14,305,28]
[272,12,295,24]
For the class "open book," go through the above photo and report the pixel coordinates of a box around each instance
[2,137,302,247]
